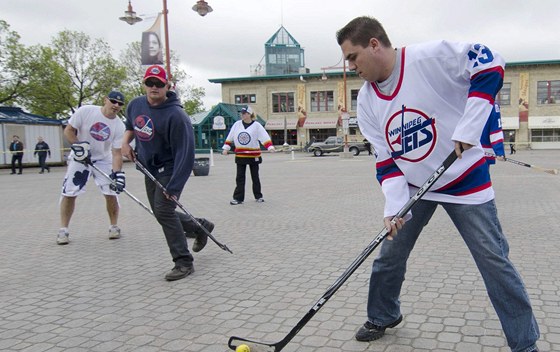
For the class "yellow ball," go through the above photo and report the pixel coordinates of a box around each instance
[236,344,251,352]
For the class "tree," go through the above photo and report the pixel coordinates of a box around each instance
[182,85,206,115]
[118,41,206,115]
[20,45,73,118]
[49,30,127,116]
[0,20,34,105]
[118,41,145,102]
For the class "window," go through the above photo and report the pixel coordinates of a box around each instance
[308,129,337,142]
[497,83,511,106]
[531,129,560,142]
[271,92,295,113]
[310,91,334,112]
[235,94,256,104]
[350,89,359,111]
[537,80,560,105]
[270,130,297,145]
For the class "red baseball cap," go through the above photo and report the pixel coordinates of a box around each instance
[143,65,168,83]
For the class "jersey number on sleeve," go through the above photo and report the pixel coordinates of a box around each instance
[468,44,494,68]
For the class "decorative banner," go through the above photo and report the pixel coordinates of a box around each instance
[141,14,164,66]
[337,81,345,126]
[337,81,345,111]
[297,83,307,127]
[518,72,529,122]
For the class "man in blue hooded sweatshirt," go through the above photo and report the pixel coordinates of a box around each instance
[122,65,214,281]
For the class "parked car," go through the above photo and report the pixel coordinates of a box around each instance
[307,136,367,156]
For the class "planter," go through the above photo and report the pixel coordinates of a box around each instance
[193,157,210,176]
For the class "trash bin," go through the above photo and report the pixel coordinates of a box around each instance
[193,157,210,176]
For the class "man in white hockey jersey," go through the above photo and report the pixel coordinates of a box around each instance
[58,90,126,245]
[336,16,539,352]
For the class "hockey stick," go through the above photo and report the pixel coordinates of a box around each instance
[133,159,233,254]
[88,162,154,216]
[223,150,277,154]
[484,152,559,175]
[228,149,459,352]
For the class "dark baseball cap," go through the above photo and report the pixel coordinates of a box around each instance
[108,91,125,103]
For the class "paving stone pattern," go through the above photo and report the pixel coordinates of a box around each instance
[1,150,559,351]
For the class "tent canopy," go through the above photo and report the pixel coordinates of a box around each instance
[0,107,62,126]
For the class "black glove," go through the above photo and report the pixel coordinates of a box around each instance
[71,141,91,164]
[110,170,126,194]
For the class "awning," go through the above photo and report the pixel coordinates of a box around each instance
[502,116,519,130]
[265,118,298,130]
[528,116,560,129]
[302,117,338,129]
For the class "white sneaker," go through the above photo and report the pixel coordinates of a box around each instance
[57,229,69,245]
[109,225,121,240]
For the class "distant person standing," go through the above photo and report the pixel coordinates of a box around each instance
[34,136,51,173]
[363,138,373,155]
[509,132,516,154]
[9,135,24,174]
[222,106,276,205]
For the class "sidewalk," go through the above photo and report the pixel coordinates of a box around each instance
[0,150,559,351]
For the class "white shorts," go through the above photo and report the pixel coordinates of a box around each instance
[61,158,117,197]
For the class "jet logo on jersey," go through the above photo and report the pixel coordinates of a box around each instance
[134,115,155,141]
[386,106,436,161]
[89,122,111,141]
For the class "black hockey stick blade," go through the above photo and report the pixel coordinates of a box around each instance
[133,159,233,254]
[227,149,459,351]
[228,337,276,352]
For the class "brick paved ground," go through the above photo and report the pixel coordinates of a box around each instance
[1,149,559,352]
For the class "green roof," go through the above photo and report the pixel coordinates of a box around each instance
[209,71,357,84]
[190,103,265,126]
[265,26,300,48]
[190,110,209,125]
[506,59,560,67]
[209,59,560,84]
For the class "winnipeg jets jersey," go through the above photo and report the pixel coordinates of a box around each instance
[481,103,505,165]
[357,40,505,218]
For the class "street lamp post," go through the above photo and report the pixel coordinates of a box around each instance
[119,0,213,80]
[283,115,289,151]
[320,56,351,157]
[342,58,349,154]
[162,0,171,79]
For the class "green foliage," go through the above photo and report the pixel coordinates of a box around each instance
[20,46,73,118]
[0,20,33,105]
[0,19,207,120]
[118,41,207,115]
[50,30,126,115]
[183,86,206,115]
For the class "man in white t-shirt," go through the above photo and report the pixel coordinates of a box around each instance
[57,90,126,245]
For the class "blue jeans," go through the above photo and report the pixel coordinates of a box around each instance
[145,175,193,268]
[367,200,539,352]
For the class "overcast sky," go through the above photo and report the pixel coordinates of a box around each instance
[4,0,560,109]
